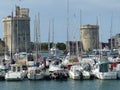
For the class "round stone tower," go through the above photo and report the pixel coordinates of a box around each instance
[80,24,99,52]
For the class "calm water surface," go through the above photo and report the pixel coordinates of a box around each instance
[0,80,120,90]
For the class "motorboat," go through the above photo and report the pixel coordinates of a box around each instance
[48,60,63,72]
[92,61,117,80]
[108,61,120,79]
[82,70,91,80]
[69,64,90,80]
[69,64,83,80]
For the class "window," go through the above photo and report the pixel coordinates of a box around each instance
[17,67,20,72]
[13,67,16,72]
[99,64,108,72]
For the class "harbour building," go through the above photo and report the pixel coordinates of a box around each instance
[3,6,30,54]
[80,24,99,52]
[108,33,120,49]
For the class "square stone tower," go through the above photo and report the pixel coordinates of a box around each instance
[3,6,30,54]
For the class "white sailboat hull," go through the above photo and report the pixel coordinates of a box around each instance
[5,72,24,81]
[27,73,44,80]
[27,67,45,80]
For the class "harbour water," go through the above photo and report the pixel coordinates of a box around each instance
[0,80,120,90]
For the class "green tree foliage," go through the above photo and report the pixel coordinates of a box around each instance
[41,43,48,51]
[56,43,66,50]
[30,42,66,51]
[29,42,34,50]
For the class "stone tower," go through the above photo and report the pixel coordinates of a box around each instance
[3,6,30,54]
[80,24,99,52]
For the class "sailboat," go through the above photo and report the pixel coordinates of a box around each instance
[27,14,45,80]
[5,11,27,81]
[46,19,63,68]
[27,66,45,80]
[69,63,90,80]
[5,64,26,81]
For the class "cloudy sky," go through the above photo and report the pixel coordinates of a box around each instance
[0,0,120,43]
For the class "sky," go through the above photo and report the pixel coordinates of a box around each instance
[0,0,120,43]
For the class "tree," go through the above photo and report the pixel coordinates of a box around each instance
[29,42,66,51]
[56,43,66,50]
[41,43,48,51]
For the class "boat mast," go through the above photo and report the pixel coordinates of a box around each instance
[34,15,39,66]
[11,11,13,60]
[52,18,55,48]
[48,19,51,55]
[98,15,102,60]
[110,15,113,50]
[52,18,56,56]
[25,31,27,53]
[17,15,19,53]
[96,16,99,50]
[73,13,79,56]
[80,10,83,58]
[38,13,41,54]
[66,0,70,53]
[75,15,79,56]
[15,5,19,53]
